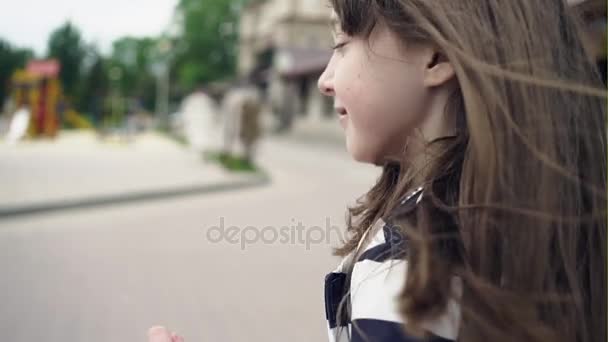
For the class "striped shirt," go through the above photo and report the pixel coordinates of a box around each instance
[324,188,461,342]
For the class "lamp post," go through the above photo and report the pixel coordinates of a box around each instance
[108,65,123,133]
[153,38,172,131]
[152,7,184,131]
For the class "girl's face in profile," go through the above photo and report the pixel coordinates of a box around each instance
[318,18,441,165]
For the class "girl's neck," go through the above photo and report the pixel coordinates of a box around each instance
[404,88,459,187]
[403,134,436,187]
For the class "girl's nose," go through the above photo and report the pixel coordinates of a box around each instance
[318,70,335,97]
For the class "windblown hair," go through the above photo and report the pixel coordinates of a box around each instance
[330,1,607,342]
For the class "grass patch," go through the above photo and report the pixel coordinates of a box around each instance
[169,134,188,146]
[154,131,259,173]
[204,151,258,172]
[156,129,188,146]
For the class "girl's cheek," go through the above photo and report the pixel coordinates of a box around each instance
[341,72,366,106]
[335,55,362,96]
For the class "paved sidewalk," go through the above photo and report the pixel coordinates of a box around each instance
[276,117,345,147]
[0,130,379,342]
[0,131,268,217]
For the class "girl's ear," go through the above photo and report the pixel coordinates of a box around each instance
[423,52,455,87]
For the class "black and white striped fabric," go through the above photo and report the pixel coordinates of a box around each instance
[324,188,461,342]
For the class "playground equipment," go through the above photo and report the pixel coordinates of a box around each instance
[10,60,62,138]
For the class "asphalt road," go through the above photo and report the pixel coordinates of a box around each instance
[0,133,379,342]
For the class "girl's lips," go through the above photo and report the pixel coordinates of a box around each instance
[335,107,348,128]
[335,107,348,116]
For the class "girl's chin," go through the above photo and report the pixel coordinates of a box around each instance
[339,115,348,128]
[346,139,380,165]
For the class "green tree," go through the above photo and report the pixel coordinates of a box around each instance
[47,21,85,101]
[76,47,109,126]
[110,37,158,110]
[174,0,247,91]
[0,39,33,106]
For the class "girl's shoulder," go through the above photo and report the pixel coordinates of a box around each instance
[332,185,423,275]
[355,185,424,264]
[325,186,461,342]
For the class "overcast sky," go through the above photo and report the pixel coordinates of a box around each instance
[1,0,177,56]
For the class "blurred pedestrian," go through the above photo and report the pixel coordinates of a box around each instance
[221,80,261,159]
[239,94,262,163]
[220,87,242,156]
[181,87,219,154]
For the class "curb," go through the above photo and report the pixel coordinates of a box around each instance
[0,173,271,219]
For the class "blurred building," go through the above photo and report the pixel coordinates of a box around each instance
[238,0,334,130]
[238,0,607,132]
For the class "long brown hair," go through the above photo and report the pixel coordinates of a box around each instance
[329,1,607,342]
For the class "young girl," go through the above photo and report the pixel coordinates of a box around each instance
[149,1,606,342]
[319,1,606,342]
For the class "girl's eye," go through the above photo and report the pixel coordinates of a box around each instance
[332,42,348,51]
